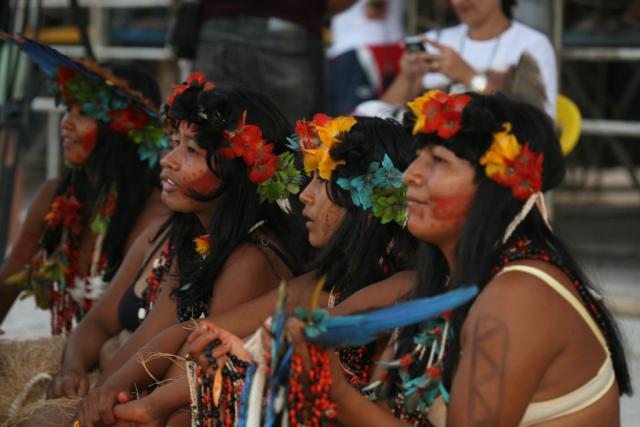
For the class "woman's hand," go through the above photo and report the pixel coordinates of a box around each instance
[186,320,251,376]
[397,49,433,82]
[112,392,167,427]
[76,381,126,426]
[48,368,89,399]
[286,318,350,402]
[423,38,476,86]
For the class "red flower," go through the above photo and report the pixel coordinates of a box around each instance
[445,93,471,113]
[492,143,543,200]
[221,111,268,164]
[108,107,150,132]
[437,111,463,138]
[44,194,82,235]
[427,366,442,378]
[55,66,76,88]
[249,151,278,184]
[294,120,322,150]
[312,113,332,127]
[167,71,215,106]
[420,99,444,134]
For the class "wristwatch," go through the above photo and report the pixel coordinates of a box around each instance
[469,73,489,93]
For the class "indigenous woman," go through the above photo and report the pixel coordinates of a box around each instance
[81,115,418,426]
[0,62,169,335]
[293,91,632,427]
[66,74,314,426]
[14,72,310,426]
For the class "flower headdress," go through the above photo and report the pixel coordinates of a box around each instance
[167,71,302,204]
[408,90,550,242]
[0,33,169,167]
[287,115,408,225]
[52,61,168,167]
[407,89,471,138]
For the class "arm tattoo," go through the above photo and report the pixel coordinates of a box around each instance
[467,314,509,427]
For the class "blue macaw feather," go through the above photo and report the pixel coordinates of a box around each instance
[236,361,257,427]
[305,286,478,347]
[265,345,293,427]
[0,32,158,118]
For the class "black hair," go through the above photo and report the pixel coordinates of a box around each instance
[502,0,517,19]
[306,116,418,301]
[42,63,162,281]
[396,92,631,395]
[169,84,311,315]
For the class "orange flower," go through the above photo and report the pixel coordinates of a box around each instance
[194,234,210,256]
[407,90,470,138]
[167,71,214,106]
[480,123,543,200]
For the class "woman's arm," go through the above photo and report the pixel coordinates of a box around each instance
[447,271,564,427]
[49,221,161,398]
[0,179,58,324]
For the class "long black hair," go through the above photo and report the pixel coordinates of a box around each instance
[42,63,162,281]
[168,84,311,315]
[306,116,418,301]
[398,92,631,394]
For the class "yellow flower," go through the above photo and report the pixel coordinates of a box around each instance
[303,148,323,175]
[317,150,345,181]
[316,116,356,148]
[479,123,521,177]
[194,234,210,256]
[407,90,442,135]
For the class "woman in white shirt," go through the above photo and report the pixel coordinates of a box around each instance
[381,0,557,117]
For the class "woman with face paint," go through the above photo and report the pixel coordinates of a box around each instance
[77,115,418,426]
[0,62,169,335]
[279,91,632,427]
[67,74,313,426]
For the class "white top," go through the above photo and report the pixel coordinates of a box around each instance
[421,21,557,117]
[327,0,406,58]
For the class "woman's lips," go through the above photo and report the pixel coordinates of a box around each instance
[161,177,179,193]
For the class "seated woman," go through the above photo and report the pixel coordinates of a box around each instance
[0,62,169,334]
[13,73,311,426]
[291,91,632,427]
[80,115,418,426]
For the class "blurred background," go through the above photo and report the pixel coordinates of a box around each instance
[0,0,639,423]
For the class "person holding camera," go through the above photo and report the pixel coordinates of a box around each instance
[381,0,557,117]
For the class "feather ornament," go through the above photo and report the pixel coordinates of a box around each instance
[301,286,478,347]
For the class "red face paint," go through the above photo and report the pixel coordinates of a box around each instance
[431,193,474,222]
[80,125,98,152]
[181,169,219,196]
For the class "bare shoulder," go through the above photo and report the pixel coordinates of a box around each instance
[462,260,571,349]
[331,269,416,316]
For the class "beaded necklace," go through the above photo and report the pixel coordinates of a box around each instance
[137,242,174,322]
[377,238,609,426]
[329,287,378,390]
[10,184,117,335]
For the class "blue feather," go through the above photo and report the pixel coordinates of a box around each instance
[304,286,478,347]
[0,32,158,118]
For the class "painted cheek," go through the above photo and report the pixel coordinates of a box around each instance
[80,125,98,152]
[431,194,474,222]
[183,169,219,195]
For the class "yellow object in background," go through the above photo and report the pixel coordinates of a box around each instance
[24,26,82,45]
[556,94,582,156]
